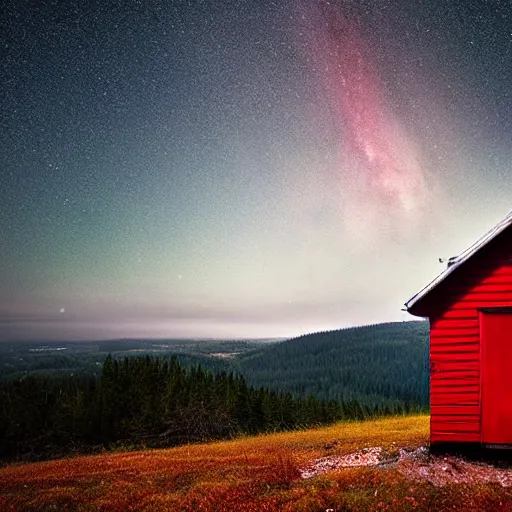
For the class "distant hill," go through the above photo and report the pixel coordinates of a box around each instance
[1,322,430,412]
[0,339,263,380]
[234,321,429,410]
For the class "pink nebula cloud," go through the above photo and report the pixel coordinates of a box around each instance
[300,1,429,238]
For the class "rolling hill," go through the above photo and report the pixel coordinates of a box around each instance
[235,321,430,409]
[1,321,430,414]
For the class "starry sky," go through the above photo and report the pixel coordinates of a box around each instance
[2,0,511,341]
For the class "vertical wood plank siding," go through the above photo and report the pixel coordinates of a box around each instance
[427,233,512,443]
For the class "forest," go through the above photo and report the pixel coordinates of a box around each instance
[0,321,429,462]
[0,355,366,462]
[236,321,430,409]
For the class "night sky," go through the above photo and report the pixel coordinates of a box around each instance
[2,0,511,341]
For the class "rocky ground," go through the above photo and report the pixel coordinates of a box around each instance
[301,445,512,487]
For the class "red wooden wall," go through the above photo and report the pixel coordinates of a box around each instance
[412,229,512,443]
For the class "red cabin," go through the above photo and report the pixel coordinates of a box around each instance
[405,210,512,447]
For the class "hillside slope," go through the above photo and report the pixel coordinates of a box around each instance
[2,415,511,511]
[235,321,429,408]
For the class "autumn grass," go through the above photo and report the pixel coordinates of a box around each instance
[1,414,511,511]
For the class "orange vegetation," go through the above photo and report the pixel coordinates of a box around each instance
[1,415,511,511]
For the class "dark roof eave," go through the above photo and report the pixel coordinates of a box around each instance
[404,209,512,316]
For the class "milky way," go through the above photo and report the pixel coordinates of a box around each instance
[301,1,430,236]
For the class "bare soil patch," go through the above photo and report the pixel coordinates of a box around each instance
[301,445,512,487]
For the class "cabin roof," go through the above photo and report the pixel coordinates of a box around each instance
[405,210,512,315]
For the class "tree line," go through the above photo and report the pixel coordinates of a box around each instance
[0,354,412,462]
